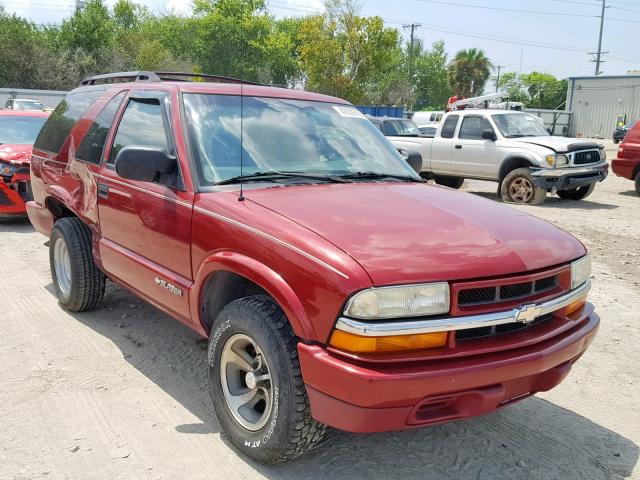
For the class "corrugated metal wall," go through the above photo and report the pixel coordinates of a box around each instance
[0,88,67,110]
[566,75,640,138]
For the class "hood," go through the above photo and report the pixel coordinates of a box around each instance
[0,144,32,166]
[246,183,585,286]
[510,136,602,153]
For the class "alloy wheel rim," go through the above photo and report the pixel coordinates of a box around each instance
[53,237,72,296]
[510,177,533,202]
[220,333,273,431]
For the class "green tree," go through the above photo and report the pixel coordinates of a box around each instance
[497,71,568,109]
[447,48,492,97]
[298,0,402,104]
[414,40,449,109]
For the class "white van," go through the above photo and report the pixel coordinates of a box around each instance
[411,110,444,126]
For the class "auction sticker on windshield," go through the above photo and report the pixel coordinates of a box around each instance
[333,105,366,118]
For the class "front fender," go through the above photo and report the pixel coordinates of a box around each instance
[191,251,315,339]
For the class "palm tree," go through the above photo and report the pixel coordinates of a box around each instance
[447,48,493,97]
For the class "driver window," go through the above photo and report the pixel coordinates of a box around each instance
[459,116,494,140]
[109,98,169,165]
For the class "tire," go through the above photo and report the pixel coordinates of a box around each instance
[613,138,619,144]
[434,175,464,189]
[208,295,327,464]
[49,217,105,312]
[557,183,596,200]
[635,172,640,196]
[500,168,547,205]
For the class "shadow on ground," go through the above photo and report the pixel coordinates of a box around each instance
[56,282,639,480]
[463,189,619,210]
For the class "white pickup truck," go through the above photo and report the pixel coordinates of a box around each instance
[370,110,609,205]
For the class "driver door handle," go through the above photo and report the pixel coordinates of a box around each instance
[455,144,462,149]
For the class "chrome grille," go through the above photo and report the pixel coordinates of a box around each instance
[572,149,600,165]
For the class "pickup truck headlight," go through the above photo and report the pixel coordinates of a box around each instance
[0,163,14,177]
[600,149,606,160]
[571,255,591,289]
[545,154,568,167]
[344,283,450,319]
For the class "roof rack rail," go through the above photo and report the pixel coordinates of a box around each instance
[79,71,284,88]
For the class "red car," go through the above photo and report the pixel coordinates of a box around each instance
[612,121,640,195]
[0,110,49,217]
[27,72,598,463]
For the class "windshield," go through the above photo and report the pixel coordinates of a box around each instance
[384,119,420,136]
[14,100,44,111]
[0,116,47,144]
[492,113,549,138]
[183,94,418,185]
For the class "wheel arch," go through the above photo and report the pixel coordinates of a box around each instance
[499,156,537,182]
[632,162,640,180]
[191,251,315,340]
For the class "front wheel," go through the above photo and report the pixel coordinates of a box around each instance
[557,183,596,200]
[635,172,640,196]
[500,168,547,205]
[434,175,464,189]
[208,295,327,464]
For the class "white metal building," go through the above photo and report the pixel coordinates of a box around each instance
[566,75,640,139]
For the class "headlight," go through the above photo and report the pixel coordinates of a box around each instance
[571,255,591,289]
[344,283,450,320]
[0,163,14,176]
[600,149,606,160]
[545,154,568,167]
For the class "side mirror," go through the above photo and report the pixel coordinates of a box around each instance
[482,130,497,141]
[397,148,423,174]
[114,146,177,183]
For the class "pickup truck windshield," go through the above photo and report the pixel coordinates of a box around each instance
[183,94,418,185]
[492,113,549,138]
[0,116,47,144]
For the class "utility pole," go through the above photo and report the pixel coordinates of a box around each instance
[403,23,422,80]
[75,0,87,11]
[495,65,505,93]
[593,0,607,75]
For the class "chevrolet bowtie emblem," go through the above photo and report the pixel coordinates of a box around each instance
[516,304,542,324]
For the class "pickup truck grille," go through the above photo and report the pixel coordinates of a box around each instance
[573,149,600,165]
[458,274,559,307]
[456,313,553,341]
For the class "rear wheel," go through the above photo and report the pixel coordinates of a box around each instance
[557,183,596,200]
[635,172,640,196]
[500,168,547,205]
[208,295,327,464]
[49,217,105,312]
[434,175,464,189]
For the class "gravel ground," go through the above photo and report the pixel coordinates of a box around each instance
[0,141,638,480]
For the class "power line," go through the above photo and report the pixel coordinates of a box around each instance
[417,0,600,18]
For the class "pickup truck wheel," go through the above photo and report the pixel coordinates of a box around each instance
[501,168,547,205]
[434,176,464,189]
[557,183,596,200]
[49,218,105,312]
[208,295,327,464]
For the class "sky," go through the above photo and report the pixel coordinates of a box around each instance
[2,0,639,79]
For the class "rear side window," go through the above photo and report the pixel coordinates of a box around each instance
[76,91,126,164]
[459,116,493,140]
[34,90,101,153]
[109,98,169,164]
[440,115,459,139]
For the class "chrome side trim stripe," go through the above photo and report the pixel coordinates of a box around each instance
[193,206,349,279]
[335,280,590,337]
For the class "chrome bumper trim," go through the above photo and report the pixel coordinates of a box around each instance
[532,161,607,178]
[335,281,591,337]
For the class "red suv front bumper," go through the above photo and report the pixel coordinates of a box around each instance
[0,174,29,217]
[299,309,598,433]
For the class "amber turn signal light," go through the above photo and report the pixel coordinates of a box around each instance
[329,330,447,354]
[565,296,587,316]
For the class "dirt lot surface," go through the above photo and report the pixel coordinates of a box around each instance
[1,141,638,480]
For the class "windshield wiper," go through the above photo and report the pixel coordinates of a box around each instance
[214,170,350,186]
[337,171,424,182]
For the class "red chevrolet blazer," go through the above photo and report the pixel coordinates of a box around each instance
[27,72,598,464]
[612,121,640,195]
[0,110,49,217]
